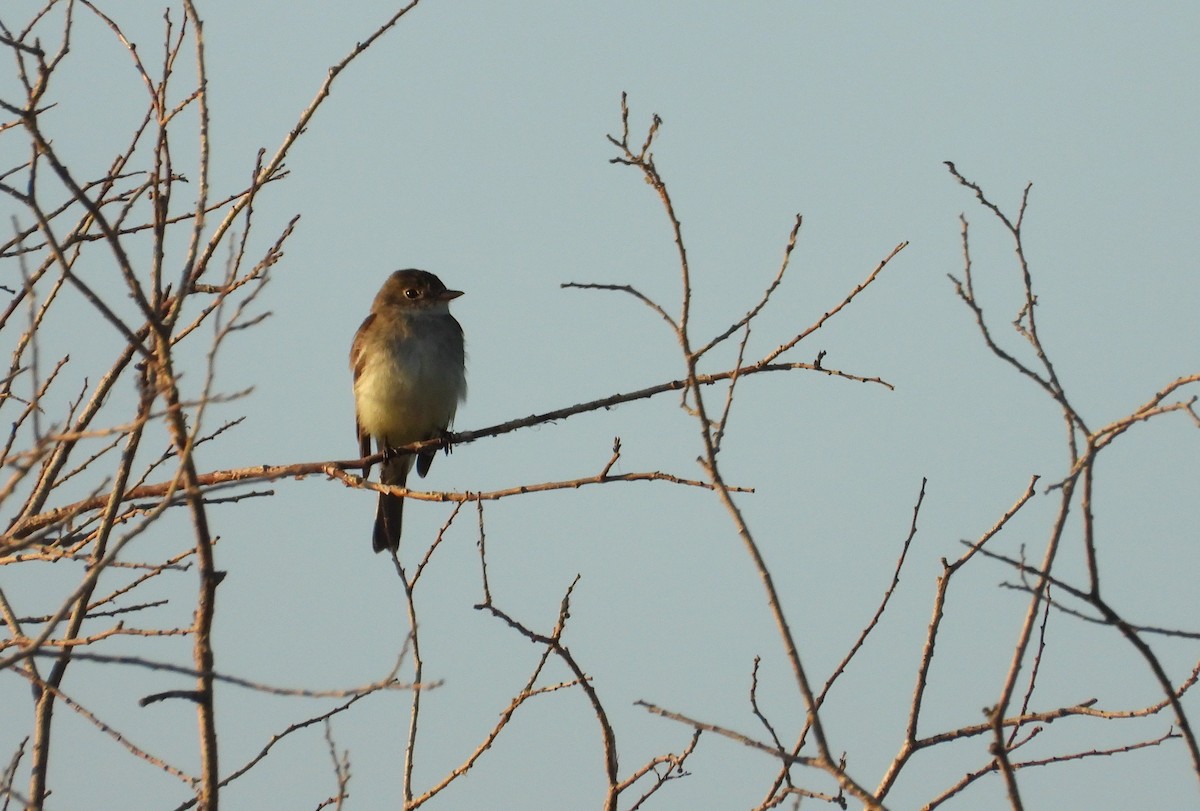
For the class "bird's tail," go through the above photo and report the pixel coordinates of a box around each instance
[372,457,411,553]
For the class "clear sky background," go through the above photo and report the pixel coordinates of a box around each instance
[2,1,1198,809]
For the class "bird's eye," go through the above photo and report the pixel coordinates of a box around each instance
[404,288,421,299]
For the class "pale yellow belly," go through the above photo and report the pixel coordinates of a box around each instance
[354,342,465,448]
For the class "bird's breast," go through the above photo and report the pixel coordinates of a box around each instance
[354,317,466,446]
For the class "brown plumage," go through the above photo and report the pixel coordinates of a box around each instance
[351,270,466,552]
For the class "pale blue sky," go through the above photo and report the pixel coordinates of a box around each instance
[2,1,1198,809]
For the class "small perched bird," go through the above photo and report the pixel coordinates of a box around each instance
[350,269,467,552]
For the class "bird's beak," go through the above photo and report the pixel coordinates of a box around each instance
[440,289,464,301]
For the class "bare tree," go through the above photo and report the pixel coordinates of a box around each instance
[2,3,1197,810]
[1,3,423,808]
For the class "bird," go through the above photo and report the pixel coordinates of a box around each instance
[350,269,466,552]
